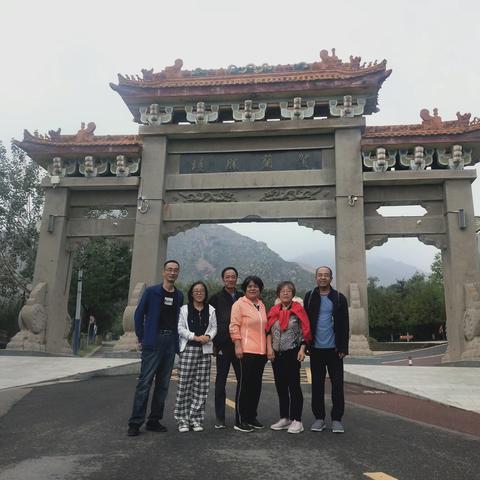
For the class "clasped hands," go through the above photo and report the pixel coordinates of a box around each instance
[193,334,210,345]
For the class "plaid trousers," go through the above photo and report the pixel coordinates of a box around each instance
[174,344,212,426]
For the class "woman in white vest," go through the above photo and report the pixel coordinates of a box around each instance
[174,281,217,432]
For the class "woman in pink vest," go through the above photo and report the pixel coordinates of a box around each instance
[229,275,267,433]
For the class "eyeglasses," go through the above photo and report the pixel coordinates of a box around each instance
[165,268,179,273]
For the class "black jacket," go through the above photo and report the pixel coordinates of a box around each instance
[303,287,349,355]
[209,288,242,348]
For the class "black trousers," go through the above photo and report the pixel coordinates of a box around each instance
[310,348,345,421]
[214,342,241,423]
[236,353,267,424]
[271,348,303,421]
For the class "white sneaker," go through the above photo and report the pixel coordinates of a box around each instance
[270,418,292,431]
[192,423,204,432]
[178,424,189,433]
[287,420,304,434]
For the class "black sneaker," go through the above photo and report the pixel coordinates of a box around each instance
[247,419,265,430]
[233,422,254,433]
[146,421,167,432]
[127,424,140,436]
[214,419,226,429]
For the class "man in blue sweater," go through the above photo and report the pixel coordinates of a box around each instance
[304,266,349,434]
[127,260,184,436]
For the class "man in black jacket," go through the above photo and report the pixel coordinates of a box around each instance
[209,267,242,429]
[304,266,349,433]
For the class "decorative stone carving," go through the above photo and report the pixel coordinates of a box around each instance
[109,155,140,177]
[348,282,372,356]
[185,102,219,124]
[418,234,447,250]
[399,146,434,170]
[232,100,267,122]
[79,156,108,177]
[463,283,480,341]
[329,95,366,117]
[437,145,472,170]
[7,282,48,351]
[47,157,76,177]
[163,221,201,238]
[259,188,326,202]
[75,122,96,141]
[113,282,145,352]
[365,234,389,250]
[280,97,315,120]
[420,108,443,128]
[139,104,173,125]
[362,148,396,172]
[176,191,237,202]
[297,219,336,236]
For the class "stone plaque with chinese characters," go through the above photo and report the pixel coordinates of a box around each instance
[179,149,323,174]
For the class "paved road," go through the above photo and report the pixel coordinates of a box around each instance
[0,373,478,480]
[346,344,449,367]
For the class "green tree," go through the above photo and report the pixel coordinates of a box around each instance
[0,142,43,339]
[69,239,132,335]
[0,142,43,296]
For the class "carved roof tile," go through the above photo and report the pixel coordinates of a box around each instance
[364,110,480,141]
[114,49,390,89]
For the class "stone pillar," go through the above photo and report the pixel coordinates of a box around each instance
[115,136,169,351]
[7,187,72,354]
[442,179,480,361]
[334,128,371,355]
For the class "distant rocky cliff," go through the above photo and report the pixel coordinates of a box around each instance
[167,224,314,291]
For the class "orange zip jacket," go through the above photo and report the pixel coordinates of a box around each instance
[229,296,267,355]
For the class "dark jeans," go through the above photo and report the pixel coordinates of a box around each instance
[128,332,176,426]
[272,348,303,421]
[310,347,345,421]
[237,353,267,424]
[214,342,241,423]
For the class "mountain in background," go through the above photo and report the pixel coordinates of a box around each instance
[167,224,423,290]
[167,224,314,291]
[290,250,423,286]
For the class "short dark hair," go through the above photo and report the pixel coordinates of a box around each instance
[187,281,209,304]
[315,265,333,277]
[241,275,264,292]
[221,266,238,279]
[276,281,296,297]
[163,259,180,270]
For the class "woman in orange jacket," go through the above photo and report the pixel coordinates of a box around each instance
[229,275,267,433]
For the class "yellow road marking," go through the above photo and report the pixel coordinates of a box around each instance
[305,367,312,384]
[364,473,398,479]
[225,398,236,409]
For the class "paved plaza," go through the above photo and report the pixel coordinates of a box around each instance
[0,348,479,480]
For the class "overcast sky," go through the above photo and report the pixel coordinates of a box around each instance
[1,0,479,272]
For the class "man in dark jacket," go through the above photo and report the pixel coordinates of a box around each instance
[209,266,242,428]
[127,260,184,436]
[304,266,349,434]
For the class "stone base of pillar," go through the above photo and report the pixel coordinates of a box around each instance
[6,330,46,352]
[113,332,139,352]
[349,334,372,356]
[461,338,480,360]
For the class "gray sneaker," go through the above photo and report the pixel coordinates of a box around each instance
[331,420,345,433]
[310,419,326,432]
